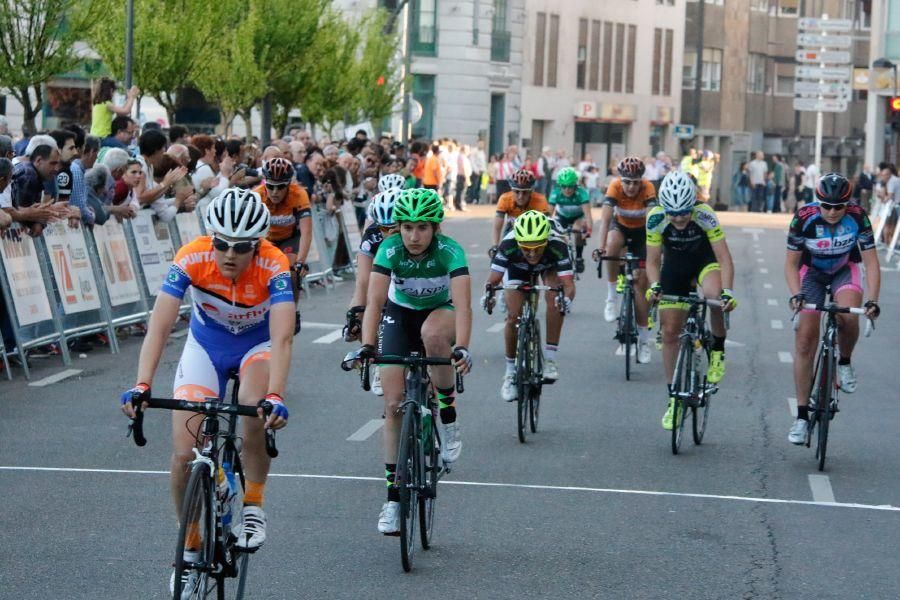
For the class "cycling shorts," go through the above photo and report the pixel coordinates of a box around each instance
[799,263,861,309]
[660,250,719,307]
[610,221,647,263]
[273,231,301,257]
[377,300,453,360]
[173,331,271,402]
[555,211,584,229]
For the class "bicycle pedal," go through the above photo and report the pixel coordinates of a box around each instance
[382,531,401,537]
[541,377,557,385]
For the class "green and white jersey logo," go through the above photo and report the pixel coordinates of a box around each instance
[373,234,469,310]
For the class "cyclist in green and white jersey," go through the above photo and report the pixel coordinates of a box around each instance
[548,167,593,273]
[346,188,472,535]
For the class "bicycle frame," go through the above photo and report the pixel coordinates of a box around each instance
[600,253,644,379]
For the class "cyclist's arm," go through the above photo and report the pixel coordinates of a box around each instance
[784,249,804,297]
[710,239,735,290]
[492,213,505,246]
[135,292,182,385]
[595,204,614,251]
[362,271,390,347]
[486,269,504,287]
[450,275,473,349]
[646,243,662,286]
[860,247,881,303]
[582,201,593,235]
[266,302,295,397]
[297,215,312,264]
[349,253,374,307]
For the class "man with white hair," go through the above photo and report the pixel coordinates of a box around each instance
[166,143,190,168]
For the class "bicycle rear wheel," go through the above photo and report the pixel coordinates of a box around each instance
[529,323,542,433]
[515,320,530,443]
[397,407,419,572]
[815,352,835,472]
[692,349,711,445]
[226,452,249,600]
[419,403,439,550]
[174,462,218,599]
[623,290,634,381]
[670,341,692,455]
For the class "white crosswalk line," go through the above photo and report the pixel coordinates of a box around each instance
[771,319,784,330]
[768,299,778,306]
[347,419,384,441]
[487,322,505,333]
[304,322,344,330]
[313,329,344,344]
[759,267,769,274]
[808,474,836,503]
[28,369,83,387]
[764,283,773,289]
[778,351,793,363]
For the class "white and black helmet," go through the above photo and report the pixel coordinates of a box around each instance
[658,171,696,213]
[205,188,271,239]
[378,173,406,192]
[371,188,401,226]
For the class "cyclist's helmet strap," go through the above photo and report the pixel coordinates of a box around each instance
[815,172,852,204]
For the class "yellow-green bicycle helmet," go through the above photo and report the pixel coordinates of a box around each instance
[513,210,551,245]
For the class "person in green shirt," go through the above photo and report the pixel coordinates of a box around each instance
[346,187,472,536]
[90,78,140,138]
[548,166,593,273]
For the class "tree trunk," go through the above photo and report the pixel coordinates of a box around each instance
[16,86,40,134]
[158,91,177,126]
[239,108,254,140]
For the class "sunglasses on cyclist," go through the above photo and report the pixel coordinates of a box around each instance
[265,182,289,191]
[518,242,547,252]
[820,202,848,211]
[621,178,642,186]
[212,237,258,254]
[665,209,692,218]
[561,185,577,191]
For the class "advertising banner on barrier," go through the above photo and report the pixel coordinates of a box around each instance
[0,225,53,325]
[132,210,176,295]
[42,221,102,314]
[175,212,203,249]
[93,219,141,306]
[340,202,362,253]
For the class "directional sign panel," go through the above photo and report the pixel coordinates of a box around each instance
[796,50,852,64]
[673,124,694,139]
[798,17,853,31]
[793,97,848,112]
[795,66,852,80]
[794,80,851,96]
[796,33,852,48]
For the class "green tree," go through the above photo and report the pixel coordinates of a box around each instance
[88,0,238,124]
[347,10,403,125]
[0,0,103,131]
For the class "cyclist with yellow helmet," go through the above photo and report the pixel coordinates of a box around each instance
[482,210,576,400]
[548,167,593,273]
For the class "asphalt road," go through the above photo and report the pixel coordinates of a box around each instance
[2,207,899,599]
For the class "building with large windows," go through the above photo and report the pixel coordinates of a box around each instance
[519,0,685,169]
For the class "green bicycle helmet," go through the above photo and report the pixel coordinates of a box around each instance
[393,188,444,223]
[513,210,551,244]
[555,167,579,187]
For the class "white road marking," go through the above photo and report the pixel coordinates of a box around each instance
[303,322,344,330]
[768,299,779,307]
[759,267,769,274]
[28,369,83,387]
[469,243,480,248]
[3,465,894,512]
[778,351,793,363]
[757,258,765,263]
[487,322,505,333]
[725,339,746,348]
[312,329,344,344]
[754,250,763,255]
[742,227,765,242]
[347,419,384,442]
[771,319,784,330]
[764,283,773,289]
[788,397,797,417]
[808,474,836,503]
[170,328,189,338]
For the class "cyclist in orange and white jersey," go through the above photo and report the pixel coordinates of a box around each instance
[120,189,294,590]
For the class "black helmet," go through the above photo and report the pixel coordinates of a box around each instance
[815,172,852,204]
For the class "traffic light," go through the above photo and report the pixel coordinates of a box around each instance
[892,97,900,112]
[892,97,900,133]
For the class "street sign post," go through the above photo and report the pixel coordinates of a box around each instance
[796,33,852,48]
[798,17,853,31]
[673,124,694,139]
[795,66,852,80]
[795,50,852,64]
[793,81,851,96]
[792,97,848,112]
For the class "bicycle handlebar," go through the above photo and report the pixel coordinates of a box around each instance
[658,294,724,308]
[342,353,465,394]
[129,397,279,458]
[792,303,873,337]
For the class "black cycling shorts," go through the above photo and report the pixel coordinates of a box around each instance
[610,221,647,263]
[660,248,719,298]
[273,232,302,256]
[377,300,454,359]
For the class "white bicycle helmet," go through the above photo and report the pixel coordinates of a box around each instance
[371,188,401,226]
[205,188,271,239]
[658,171,696,213]
[378,173,406,192]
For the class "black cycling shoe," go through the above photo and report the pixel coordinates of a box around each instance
[575,257,585,273]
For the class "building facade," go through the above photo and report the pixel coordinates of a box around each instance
[682,0,872,205]
[519,0,686,169]
[864,0,899,167]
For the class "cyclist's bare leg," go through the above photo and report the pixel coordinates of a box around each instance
[700,269,726,338]
[237,359,272,490]
[380,366,405,463]
[421,308,456,391]
[660,307,687,382]
[633,268,650,327]
[793,312,820,407]
[170,408,203,519]
[542,272,563,345]
[504,290,525,358]
[834,287,863,359]
[604,230,625,286]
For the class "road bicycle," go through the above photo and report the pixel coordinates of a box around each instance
[793,298,872,471]
[342,352,463,572]
[486,277,565,443]
[127,374,278,599]
[551,217,584,280]
[597,252,645,381]
[657,294,725,455]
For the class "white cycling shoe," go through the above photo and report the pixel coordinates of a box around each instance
[604,300,618,322]
[233,506,266,550]
[439,421,462,464]
[543,359,559,381]
[371,365,384,396]
[169,550,200,599]
[637,341,652,364]
[788,419,809,445]
[501,373,517,401]
[838,364,857,393]
[378,501,400,535]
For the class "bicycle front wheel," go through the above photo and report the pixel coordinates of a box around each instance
[670,341,692,455]
[623,289,634,381]
[515,320,530,443]
[692,349,711,445]
[529,323,542,433]
[174,462,218,599]
[815,351,835,471]
[397,407,419,572]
